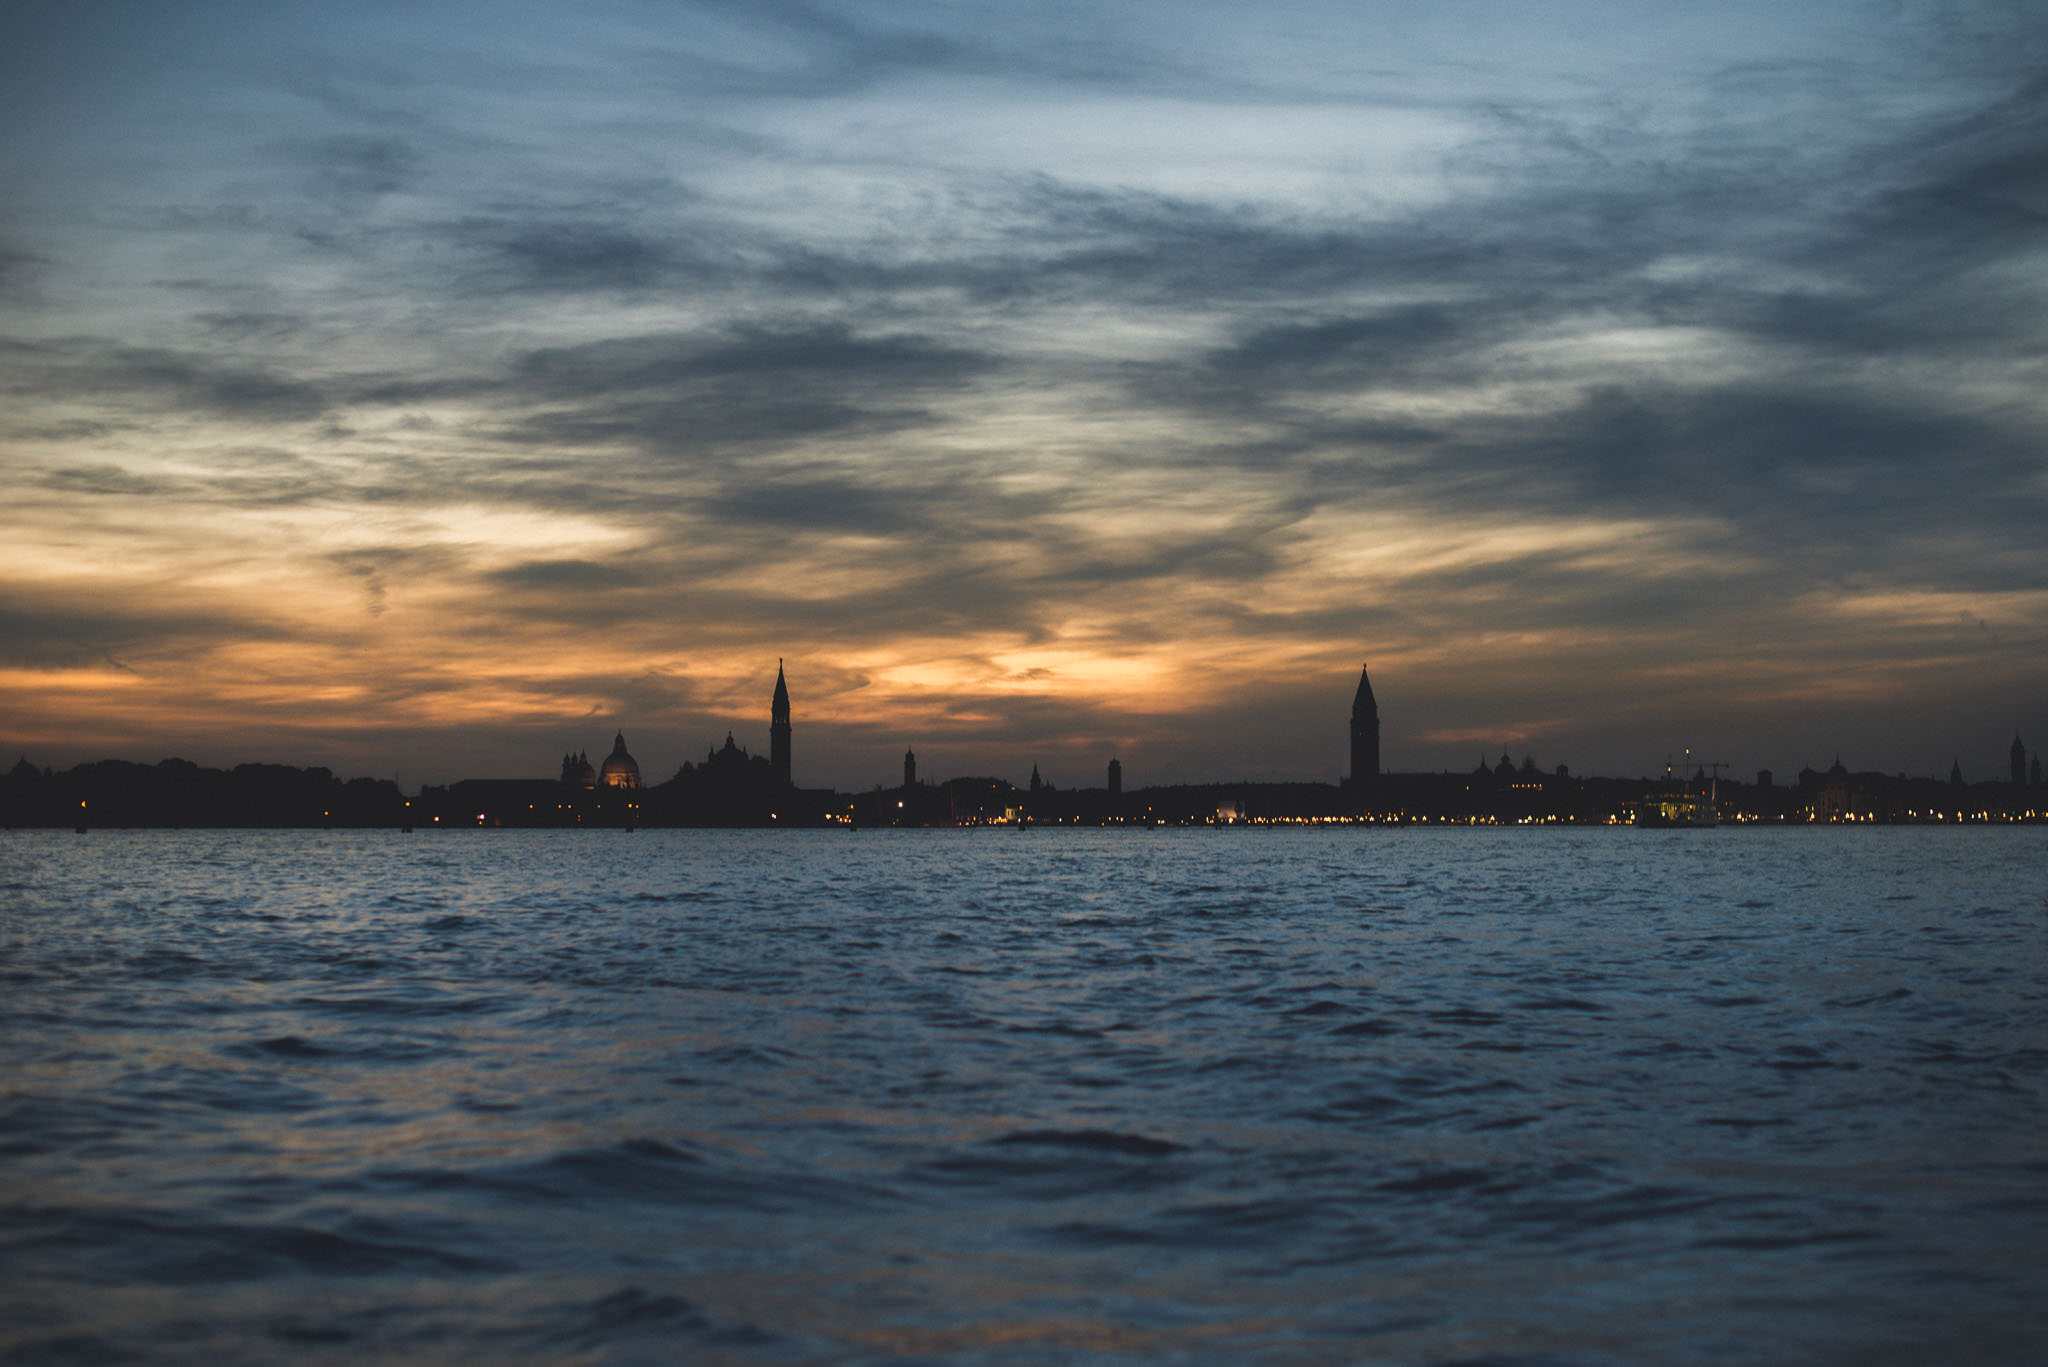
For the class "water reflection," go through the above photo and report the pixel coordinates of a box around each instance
[1,827,2043,1363]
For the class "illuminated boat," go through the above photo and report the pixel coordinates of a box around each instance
[1635,789,1719,827]
[1635,751,1721,828]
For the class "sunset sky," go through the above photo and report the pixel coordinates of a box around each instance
[3,1,2044,789]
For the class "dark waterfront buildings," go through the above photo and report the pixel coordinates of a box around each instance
[6,661,2042,827]
[405,665,829,828]
[1,757,405,828]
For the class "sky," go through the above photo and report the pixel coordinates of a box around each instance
[2,0,2044,790]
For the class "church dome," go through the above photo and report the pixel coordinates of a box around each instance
[599,731,642,789]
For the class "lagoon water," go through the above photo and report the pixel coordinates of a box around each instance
[2,827,2044,1364]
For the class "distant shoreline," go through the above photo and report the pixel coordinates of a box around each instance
[7,756,2041,828]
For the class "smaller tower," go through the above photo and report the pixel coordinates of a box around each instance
[1029,764,1042,793]
[771,660,792,789]
[1107,756,1122,796]
[2012,734,2027,788]
[903,747,917,788]
[1950,758,1964,787]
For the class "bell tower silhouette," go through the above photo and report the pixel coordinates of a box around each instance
[770,660,792,789]
[1350,663,1380,783]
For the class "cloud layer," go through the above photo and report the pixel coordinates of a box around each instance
[2,0,2043,785]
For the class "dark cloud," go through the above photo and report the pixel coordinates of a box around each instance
[0,243,48,297]
[0,598,297,669]
[286,134,420,208]
[38,464,175,497]
[194,310,313,343]
[0,339,327,423]
[1034,527,1285,590]
[701,479,924,534]
[512,322,986,396]
[453,218,713,294]
[1862,72,2048,260]
[492,322,992,455]
[1150,303,1496,418]
[487,559,651,591]
[331,546,458,618]
[1448,384,2044,556]
[636,0,1167,100]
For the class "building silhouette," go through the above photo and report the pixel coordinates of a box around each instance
[771,661,792,788]
[21,653,2038,830]
[1350,664,1380,783]
[598,732,641,789]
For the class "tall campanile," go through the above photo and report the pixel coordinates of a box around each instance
[771,660,792,789]
[1350,663,1380,784]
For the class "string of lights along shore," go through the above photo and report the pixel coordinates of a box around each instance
[6,663,2040,829]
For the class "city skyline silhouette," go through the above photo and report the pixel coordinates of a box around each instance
[7,659,2040,828]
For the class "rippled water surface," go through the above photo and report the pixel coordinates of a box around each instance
[3,827,2045,1364]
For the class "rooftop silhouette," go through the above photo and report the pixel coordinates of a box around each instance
[6,663,2040,828]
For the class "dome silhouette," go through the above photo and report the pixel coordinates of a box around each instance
[598,731,641,789]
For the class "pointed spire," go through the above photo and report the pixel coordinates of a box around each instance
[769,657,793,787]
[1351,662,1377,716]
